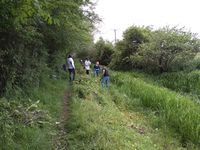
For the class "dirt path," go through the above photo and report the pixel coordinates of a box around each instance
[54,89,71,150]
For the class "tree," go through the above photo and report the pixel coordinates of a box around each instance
[138,27,200,73]
[94,38,114,65]
[0,0,99,96]
[110,25,200,73]
[110,26,151,70]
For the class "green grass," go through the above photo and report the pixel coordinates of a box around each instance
[0,76,67,150]
[157,70,200,97]
[64,73,197,149]
[31,78,67,118]
[123,70,200,103]
[111,71,200,145]
[2,68,199,149]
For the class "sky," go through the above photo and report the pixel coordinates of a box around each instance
[94,0,200,42]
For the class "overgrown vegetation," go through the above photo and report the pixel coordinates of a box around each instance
[0,0,99,148]
[1,1,200,149]
[0,0,98,96]
[93,37,114,65]
[77,37,114,65]
[64,72,199,149]
[156,70,200,97]
[110,26,200,73]
[0,76,67,149]
[120,69,200,102]
[111,71,200,145]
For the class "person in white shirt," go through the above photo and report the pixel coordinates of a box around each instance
[67,54,75,81]
[84,58,91,75]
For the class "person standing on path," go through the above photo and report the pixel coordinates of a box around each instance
[93,61,100,77]
[84,58,91,75]
[101,67,109,89]
[67,54,75,81]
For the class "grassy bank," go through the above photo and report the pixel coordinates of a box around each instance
[65,74,198,149]
[2,69,199,149]
[157,70,200,97]
[111,72,200,145]
[0,77,67,150]
[124,70,200,102]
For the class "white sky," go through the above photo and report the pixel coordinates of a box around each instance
[94,0,200,42]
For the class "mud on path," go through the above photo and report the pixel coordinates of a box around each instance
[54,90,71,150]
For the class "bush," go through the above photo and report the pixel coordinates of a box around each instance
[110,26,200,73]
[94,38,114,65]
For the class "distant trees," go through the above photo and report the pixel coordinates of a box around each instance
[94,38,114,65]
[110,26,151,70]
[110,26,200,73]
[0,0,98,96]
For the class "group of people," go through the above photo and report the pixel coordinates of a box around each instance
[67,55,109,88]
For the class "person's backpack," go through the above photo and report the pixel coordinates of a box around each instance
[62,64,67,71]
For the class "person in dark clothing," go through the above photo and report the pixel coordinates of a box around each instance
[93,61,100,77]
[101,67,109,88]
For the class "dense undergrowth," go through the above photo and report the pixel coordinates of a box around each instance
[0,75,67,150]
[65,71,199,149]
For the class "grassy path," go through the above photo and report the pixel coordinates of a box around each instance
[54,88,71,150]
[63,74,198,150]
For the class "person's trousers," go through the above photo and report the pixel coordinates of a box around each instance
[94,69,99,77]
[68,68,75,81]
[102,76,109,88]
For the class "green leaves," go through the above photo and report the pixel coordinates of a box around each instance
[0,99,50,148]
[111,26,200,73]
[94,38,114,65]
[0,0,98,96]
[140,27,200,72]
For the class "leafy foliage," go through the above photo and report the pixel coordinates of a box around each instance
[110,26,151,70]
[139,27,200,73]
[94,37,114,65]
[110,26,200,73]
[0,0,98,96]
[0,73,67,149]
[0,99,50,149]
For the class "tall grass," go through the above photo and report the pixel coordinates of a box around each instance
[121,70,200,101]
[157,70,200,96]
[65,74,194,149]
[111,72,200,145]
